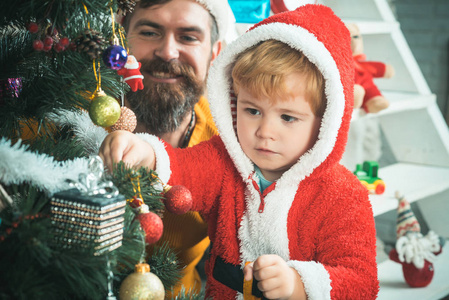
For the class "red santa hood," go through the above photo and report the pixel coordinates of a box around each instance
[207,4,354,185]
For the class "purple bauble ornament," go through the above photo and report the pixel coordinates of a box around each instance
[102,45,128,70]
[0,78,22,104]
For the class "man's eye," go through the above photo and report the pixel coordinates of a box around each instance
[246,108,260,115]
[180,35,199,42]
[281,114,297,122]
[141,31,158,37]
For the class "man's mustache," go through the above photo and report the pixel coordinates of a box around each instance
[139,58,196,79]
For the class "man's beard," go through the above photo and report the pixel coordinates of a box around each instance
[126,58,205,135]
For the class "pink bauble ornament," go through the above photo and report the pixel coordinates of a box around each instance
[111,106,137,132]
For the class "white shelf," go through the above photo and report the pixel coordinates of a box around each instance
[371,163,449,217]
[351,91,436,121]
[378,243,449,300]
[341,20,400,34]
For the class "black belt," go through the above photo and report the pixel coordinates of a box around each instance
[213,256,268,299]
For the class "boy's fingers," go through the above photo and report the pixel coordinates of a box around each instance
[253,254,278,271]
[243,262,254,281]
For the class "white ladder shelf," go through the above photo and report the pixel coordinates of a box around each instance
[318,0,449,299]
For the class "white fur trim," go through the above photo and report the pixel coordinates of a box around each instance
[136,133,171,184]
[287,260,332,300]
[195,0,229,39]
[124,75,144,81]
[238,182,297,264]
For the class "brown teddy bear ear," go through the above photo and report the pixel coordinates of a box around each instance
[345,23,364,56]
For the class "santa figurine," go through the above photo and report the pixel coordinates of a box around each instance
[389,191,444,287]
[117,54,144,92]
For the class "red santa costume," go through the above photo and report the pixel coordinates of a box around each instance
[138,5,378,299]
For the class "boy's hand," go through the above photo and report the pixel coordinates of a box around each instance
[243,254,306,300]
[98,130,155,172]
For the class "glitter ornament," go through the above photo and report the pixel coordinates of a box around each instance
[163,185,192,215]
[111,106,137,132]
[119,263,165,300]
[136,211,163,245]
[89,89,121,127]
[0,78,22,100]
[103,45,128,70]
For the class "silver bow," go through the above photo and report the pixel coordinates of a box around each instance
[70,156,119,198]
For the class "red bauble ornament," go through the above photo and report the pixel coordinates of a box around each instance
[54,43,64,52]
[110,106,137,132]
[27,22,39,33]
[163,185,192,215]
[43,44,52,52]
[136,212,163,245]
[33,40,44,51]
[59,37,70,47]
[43,36,53,46]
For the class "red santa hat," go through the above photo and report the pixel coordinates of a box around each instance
[395,192,421,239]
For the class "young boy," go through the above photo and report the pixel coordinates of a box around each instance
[100,4,379,299]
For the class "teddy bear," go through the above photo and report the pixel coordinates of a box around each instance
[346,23,395,113]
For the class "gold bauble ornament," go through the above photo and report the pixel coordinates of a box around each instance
[119,263,165,300]
[89,89,121,127]
[111,106,137,132]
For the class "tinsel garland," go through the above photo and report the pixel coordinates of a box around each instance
[0,137,90,195]
[48,108,109,156]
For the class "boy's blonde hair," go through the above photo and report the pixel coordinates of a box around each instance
[231,40,326,117]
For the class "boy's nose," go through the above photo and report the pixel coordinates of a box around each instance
[256,118,275,139]
[154,36,180,62]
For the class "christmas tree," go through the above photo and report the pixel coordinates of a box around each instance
[0,1,198,299]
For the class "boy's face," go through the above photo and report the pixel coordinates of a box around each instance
[236,72,322,182]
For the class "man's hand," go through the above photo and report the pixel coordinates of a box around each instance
[243,254,306,300]
[98,130,155,172]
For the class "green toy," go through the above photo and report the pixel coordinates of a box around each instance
[354,161,386,195]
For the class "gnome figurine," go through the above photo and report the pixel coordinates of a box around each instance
[389,192,444,287]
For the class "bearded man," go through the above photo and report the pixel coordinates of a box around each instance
[121,0,228,296]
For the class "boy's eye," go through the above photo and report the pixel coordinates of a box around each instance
[281,114,297,122]
[245,108,260,115]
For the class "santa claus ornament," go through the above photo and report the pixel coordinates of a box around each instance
[117,55,144,92]
[389,192,444,287]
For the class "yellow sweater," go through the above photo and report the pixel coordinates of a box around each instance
[157,96,217,297]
